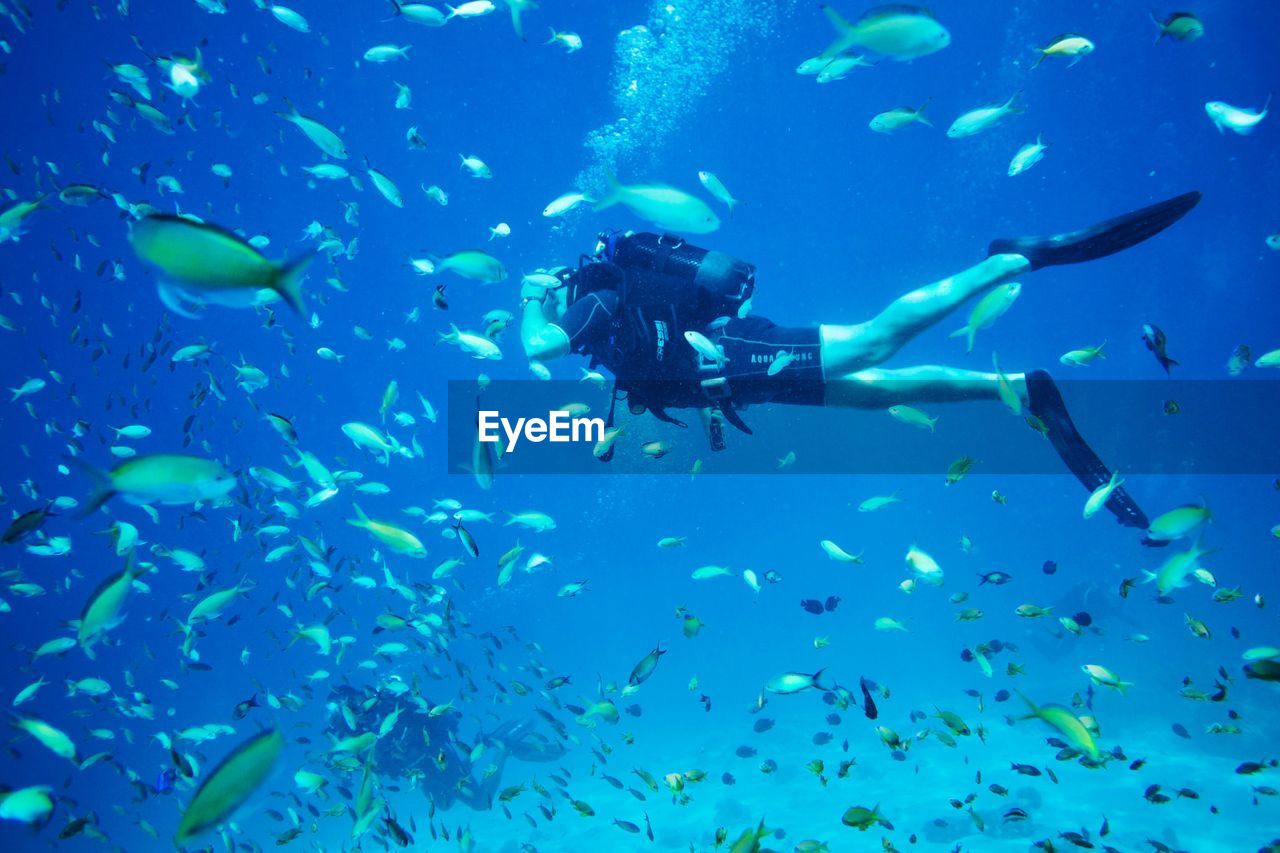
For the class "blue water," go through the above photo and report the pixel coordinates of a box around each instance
[2,1,1278,850]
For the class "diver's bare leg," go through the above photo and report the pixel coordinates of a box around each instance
[819,253,1030,377]
[823,365,1028,408]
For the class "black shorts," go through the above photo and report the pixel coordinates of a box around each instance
[717,315,825,406]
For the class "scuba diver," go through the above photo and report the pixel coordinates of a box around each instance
[519,191,1203,529]
[325,684,565,810]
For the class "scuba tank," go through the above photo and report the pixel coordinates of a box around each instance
[593,230,754,318]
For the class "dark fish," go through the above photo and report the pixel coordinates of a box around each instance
[2,504,55,544]
[155,768,177,794]
[624,704,642,717]
[1042,560,1058,575]
[170,745,194,778]
[994,690,1010,702]
[455,522,479,558]
[800,599,824,615]
[1163,399,1181,416]
[859,677,879,720]
[752,718,774,734]
[58,815,91,839]
[812,732,833,745]
[1072,611,1092,628]
[1236,761,1275,775]
[1171,723,1191,740]
[613,819,640,833]
[232,693,259,720]
[825,713,841,725]
[1010,762,1041,776]
[1142,323,1178,374]
[735,745,757,758]
[824,595,841,612]
[721,772,735,786]
[978,571,1012,585]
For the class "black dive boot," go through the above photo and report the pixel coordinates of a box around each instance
[1026,370,1149,530]
[989,191,1201,270]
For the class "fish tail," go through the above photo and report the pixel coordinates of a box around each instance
[274,95,299,122]
[347,504,370,528]
[820,3,854,35]
[1149,12,1165,44]
[1031,51,1045,69]
[594,171,622,212]
[811,667,828,690]
[67,457,116,518]
[273,250,315,315]
[916,99,934,126]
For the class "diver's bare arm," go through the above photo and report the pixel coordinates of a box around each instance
[819,253,1031,376]
[520,288,570,362]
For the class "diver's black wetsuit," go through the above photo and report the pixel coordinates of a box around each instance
[560,289,826,406]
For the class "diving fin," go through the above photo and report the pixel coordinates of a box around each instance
[988,191,1201,270]
[1026,370,1149,530]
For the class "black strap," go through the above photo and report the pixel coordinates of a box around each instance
[598,384,620,462]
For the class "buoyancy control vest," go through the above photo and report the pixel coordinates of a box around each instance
[559,232,756,456]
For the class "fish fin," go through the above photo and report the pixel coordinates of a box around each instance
[811,667,828,691]
[916,100,934,127]
[1031,50,1045,70]
[272,250,315,315]
[67,457,116,518]
[1006,90,1026,113]
[156,282,205,319]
